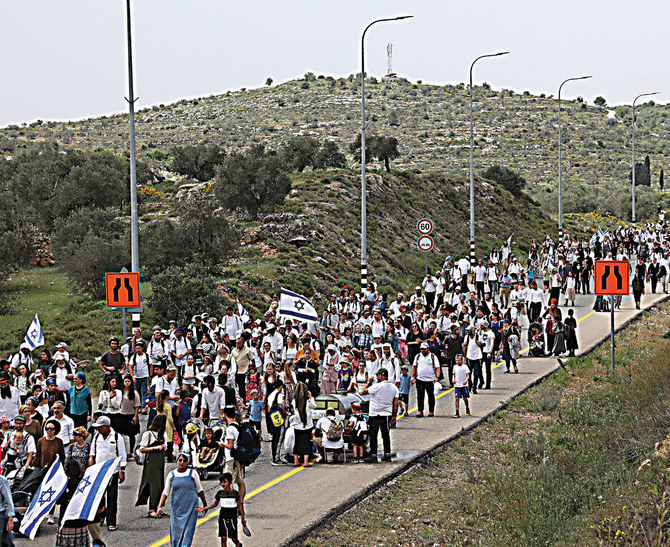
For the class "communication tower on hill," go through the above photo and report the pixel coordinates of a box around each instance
[382,43,407,83]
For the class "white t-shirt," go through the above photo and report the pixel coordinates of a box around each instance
[223,423,239,462]
[412,353,437,382]
[454,364,470,387]
[367,381,398,417]
[130,353,150,379]
[316,416,344,450]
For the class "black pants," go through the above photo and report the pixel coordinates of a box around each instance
[476,281,485,300]
[425,292,435,312]
[101,472,119,527]
[235,373,246,400]
[483,353,492,388]
[505,357,517,371]
[469,359,483,391]
[268,422,284,460]
[581,278,589,294]
[529,302,542,323]
[651,277,658,293]
[415,379,436,413]
[368,415,391,456]
[488,282,498,302]
[446,358,456,386]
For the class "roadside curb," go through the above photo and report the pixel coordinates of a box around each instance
[283,294,670,546]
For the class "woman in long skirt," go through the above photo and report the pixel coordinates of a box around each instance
[136,414,167,518]
[156,452,207,547]
[564,309,579,357]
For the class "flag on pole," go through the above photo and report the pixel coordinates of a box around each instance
[506,233,514,247]
[24,314,45,350]
[237,299,250,323]
[597,226,609,238]
[589,233,597,247]
[60,457,121,526]
[278,287,319,323]
[19,456,68,539]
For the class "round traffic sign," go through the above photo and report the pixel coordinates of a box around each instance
[417,218,433,235]
[417,235,434,252]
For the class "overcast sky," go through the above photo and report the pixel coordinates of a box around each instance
[1,0,667,127]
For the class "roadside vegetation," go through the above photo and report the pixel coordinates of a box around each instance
[306,302,670,546]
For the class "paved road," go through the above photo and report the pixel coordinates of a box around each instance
[16,290,666,547]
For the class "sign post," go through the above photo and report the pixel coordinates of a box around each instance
[417,219,434,276]
[594,260,630,374]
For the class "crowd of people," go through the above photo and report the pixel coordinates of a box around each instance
[0,221,667,546]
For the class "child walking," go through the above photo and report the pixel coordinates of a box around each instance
[197,472,248,546]
[452,355,471,418]
[348,401,368,464]
[397,364,411,416]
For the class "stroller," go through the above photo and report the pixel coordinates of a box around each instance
[9,466,48,533]
[527,322,546,357]
[193,419,226,480]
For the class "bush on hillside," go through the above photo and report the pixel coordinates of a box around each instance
[481,165,527,197]
[149,264,223,327]
[171,144,226,182]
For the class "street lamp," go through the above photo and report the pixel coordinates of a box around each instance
[558,75,591,234]
[469,51,508,266]
[632,91,659,223]
[360,15,412,292]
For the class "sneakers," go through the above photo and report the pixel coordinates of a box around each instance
[47,515,55,525]
[466,410,471,416]
[514,365,518,373]
[381,453,392,462]
[454,413,460,418]
[504,369,510,374]
[364,455,378,463]
[271,458,283,466]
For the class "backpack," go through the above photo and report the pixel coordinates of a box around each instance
[268,392,286,427]
[173,399,192,427]
[325,417,343,442]
[230,422,261,467]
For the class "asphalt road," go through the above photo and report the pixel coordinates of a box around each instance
[15,288,666,547]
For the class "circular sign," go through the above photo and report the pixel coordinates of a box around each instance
[417,218,433,235]
[417,235,434,252]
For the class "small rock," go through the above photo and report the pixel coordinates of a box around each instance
[287,236,308,247]
[312,256,329,266]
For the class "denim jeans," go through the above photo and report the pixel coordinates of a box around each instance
[0,513,14,547]
[135,376,149,406]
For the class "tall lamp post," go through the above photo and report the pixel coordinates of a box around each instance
[125,0,140,335]
[558,75,591,234]
[469,51,508,266]
[360,15,412,292]
[632,91,659,223]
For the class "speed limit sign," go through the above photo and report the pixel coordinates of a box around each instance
[417,235,434,252]
[417,218,433,235]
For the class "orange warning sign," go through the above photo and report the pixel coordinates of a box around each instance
[594,260,630,296]
[105,272,141,308]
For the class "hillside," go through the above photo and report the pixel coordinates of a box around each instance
[3,76,669,218]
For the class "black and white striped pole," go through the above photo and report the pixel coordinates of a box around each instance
[469,51,509,267]
[360,15,412,293]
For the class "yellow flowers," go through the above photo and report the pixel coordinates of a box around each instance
[139,186,160,198]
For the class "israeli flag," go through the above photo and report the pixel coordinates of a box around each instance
[24,314,45,350]
[506,233,514,247]
[60,457,121,526]
[237,299,250,323]
[589,233,597,247]
[279,287,319,323]
[19,455,68,539]
[597,226,609,238]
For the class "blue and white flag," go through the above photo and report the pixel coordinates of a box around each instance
[506,233,514,247]
[237,299,250,324]
[19,456,68,539]
[24,313,44,350]
[597,226,609,238]
[589,233,597,247]
[60,457,121,526]
[279,287,319,323]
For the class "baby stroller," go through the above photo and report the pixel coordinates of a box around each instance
[194,419,226,480]
[527,323,546,357]
[9,466,48,533]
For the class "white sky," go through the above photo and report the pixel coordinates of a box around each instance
[1,0,667,127]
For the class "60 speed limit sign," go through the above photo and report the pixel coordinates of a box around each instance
[417,218,433,235]
[417,235,434,252]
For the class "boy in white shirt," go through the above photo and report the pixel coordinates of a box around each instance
[452,354,471,418]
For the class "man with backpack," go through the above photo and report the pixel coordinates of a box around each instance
[314,408,344,464]
[219,407,251,501]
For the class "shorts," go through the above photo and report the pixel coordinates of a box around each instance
[455,386,469,399]
[399,393,409,405]
[249,419,261,432]
[225,459,245,484]
[218,513,238,539]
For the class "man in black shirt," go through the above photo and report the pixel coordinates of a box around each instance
[100,337,126,386]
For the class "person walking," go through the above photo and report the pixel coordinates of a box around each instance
[0,472,15,547]
[292,382,316,467]
[632,271,645,310]
[410,343,440,417]
[136,414,168,519]
[361,368,399,463]
[156,452,208,547]
[565,309,579,357]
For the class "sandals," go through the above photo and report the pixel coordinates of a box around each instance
[108,525,116,531]
[148,511,163,519]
